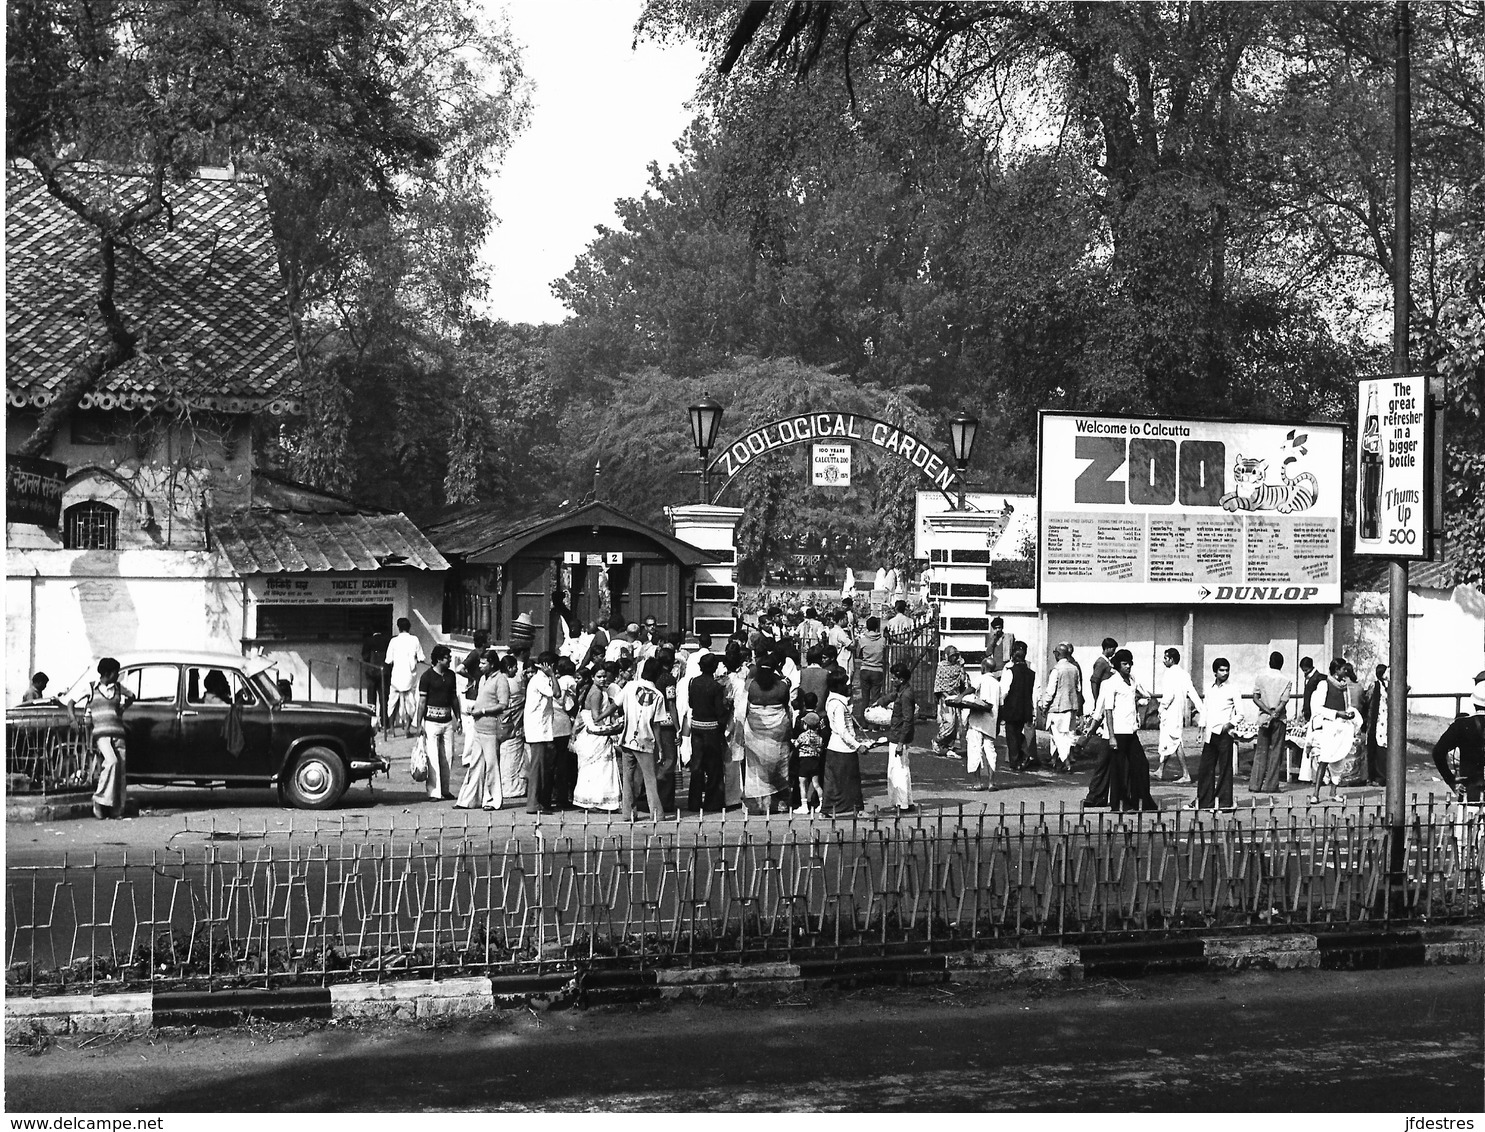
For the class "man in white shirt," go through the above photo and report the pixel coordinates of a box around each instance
[1195,657,1241,809]
[523,651,560,814]
[1090,648,1155,811]
[384,617,425,737]
[826,612,855,685]
[964,657,1004,791]
[886,599,915,637]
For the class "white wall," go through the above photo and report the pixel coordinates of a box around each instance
[1336,584,1485,717]
[5,548,244,699]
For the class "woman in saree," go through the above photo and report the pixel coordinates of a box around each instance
[933,646,969,757]
[1335,662,1370,787]
[572,663,625,811]
[1307,657,1360,804]
[497,653,528,801]
[821,668,866,815]
[744,652,793,813]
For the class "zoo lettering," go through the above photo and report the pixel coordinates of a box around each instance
[716,414,956,490]
[1073,434,1228,507]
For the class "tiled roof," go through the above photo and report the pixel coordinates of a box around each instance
[6,164,302,413]
[215,510,449,574]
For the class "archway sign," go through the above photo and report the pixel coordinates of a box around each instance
[707,412,960,505]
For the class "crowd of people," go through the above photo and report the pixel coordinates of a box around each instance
[388,608,1482,819]
[51,610,1484,824]
[384,598,955,820]
[922,634,1476,813]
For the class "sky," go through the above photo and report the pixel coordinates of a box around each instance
[477,1,709,327]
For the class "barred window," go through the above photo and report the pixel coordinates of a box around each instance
[63,501,119,550]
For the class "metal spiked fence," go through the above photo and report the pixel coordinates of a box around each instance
[7,800,1480,994]
[5,717,95,795]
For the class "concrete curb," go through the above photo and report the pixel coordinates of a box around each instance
[7,926,1480,1039]
[5,794,140,823]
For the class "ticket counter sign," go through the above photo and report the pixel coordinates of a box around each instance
[1037,412,1343,605]
[1353,375,1429,559]
[812,442,851,487]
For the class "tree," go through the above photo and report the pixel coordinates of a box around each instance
[553,62,1101,490]
[258,0,532,498]
[639,1,1382,423]
[544,357,939,577]
[5,0,443,457]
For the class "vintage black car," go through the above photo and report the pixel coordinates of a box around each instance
[8,651,387,809]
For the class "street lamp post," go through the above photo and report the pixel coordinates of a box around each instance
[949,412,980,511]
[688,394,724,504]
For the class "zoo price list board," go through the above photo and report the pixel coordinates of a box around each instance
[1037,413,1344,606]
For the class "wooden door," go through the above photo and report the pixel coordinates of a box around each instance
[507,557,550,655]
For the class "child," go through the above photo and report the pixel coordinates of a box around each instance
[791,693,827,815]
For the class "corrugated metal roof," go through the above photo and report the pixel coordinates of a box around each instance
[6,165,302,413]
[215,511,449,574]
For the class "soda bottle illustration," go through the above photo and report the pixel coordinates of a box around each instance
[1359,386,1382,542]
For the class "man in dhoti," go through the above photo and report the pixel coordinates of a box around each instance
[1039,642,1083,773]
[1157,647,1203,784]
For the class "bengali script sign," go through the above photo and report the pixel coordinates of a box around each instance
[1037,412,1343,605]
[255,575,404,606]
[6,455,67,530]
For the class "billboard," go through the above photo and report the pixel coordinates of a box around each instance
[1353,375,1429,559]
[1037,412,1343,605]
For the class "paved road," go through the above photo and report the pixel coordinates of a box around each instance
[6,723,1460,867]
[6,967,1481,1112]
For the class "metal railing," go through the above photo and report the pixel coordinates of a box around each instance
[8,801,1479,994]
[5,717,96,796]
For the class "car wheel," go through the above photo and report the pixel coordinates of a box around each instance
[283,746,348,810]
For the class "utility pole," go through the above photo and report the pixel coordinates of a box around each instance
[1386,0,1412,889]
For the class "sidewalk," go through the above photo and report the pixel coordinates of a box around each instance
[5,720,1462,857]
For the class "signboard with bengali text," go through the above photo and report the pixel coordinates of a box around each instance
[253,575,404,606]
[6,454,67,529]
[1037,412,1343,605]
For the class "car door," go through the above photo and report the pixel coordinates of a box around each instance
[179,665,274,781]
[115,664,182,781]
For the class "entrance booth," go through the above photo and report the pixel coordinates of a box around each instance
[429,501,718,656]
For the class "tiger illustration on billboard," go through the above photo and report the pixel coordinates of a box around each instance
[1219,453,1319,514]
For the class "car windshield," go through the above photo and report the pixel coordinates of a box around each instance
[56,665,102,706]
[250,669,284,707]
